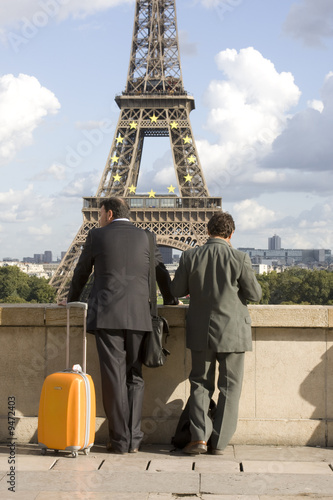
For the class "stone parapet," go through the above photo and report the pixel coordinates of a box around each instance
[0,304,332,447]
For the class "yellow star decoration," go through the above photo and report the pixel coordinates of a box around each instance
[128,185,136,194]
[148,189,156,198]
[130,121,137,129]
[111,154,119,163]
[183,135,191,144]
[150,114,158,123]
[116,136,124,144]
[167,185,176,193]
[170,121,178,129]
[113,173,121,182]
[188,155,196,164]
[184,174,193,183]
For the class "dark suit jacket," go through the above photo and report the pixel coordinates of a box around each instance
[170,238,262,352]
[67,220,176,333]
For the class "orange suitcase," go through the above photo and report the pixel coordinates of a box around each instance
[38,302,96,457]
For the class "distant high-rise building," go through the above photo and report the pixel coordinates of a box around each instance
[268,234,281,250]
[44,251,52,263]
[159,246,173,265]
[34,253,43,264]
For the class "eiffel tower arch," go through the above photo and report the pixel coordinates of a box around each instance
[50,0,222,300]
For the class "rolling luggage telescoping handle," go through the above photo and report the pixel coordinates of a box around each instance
[66,302,88,372]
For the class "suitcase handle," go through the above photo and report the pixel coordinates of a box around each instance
[66,302,88,372]
[66,302,88,311]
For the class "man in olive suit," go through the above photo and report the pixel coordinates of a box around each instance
[171,211,262,455]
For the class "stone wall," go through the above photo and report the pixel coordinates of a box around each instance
[1,304,332,447]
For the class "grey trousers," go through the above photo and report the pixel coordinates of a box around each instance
[189,349,245,450]
[95,328,146,453]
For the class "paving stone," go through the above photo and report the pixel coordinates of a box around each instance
[51,457,104,471]
[100,457,149,471]
[260,496,333,500]
[147,495,174,500]
[148,458,194,472]
[194,460,240,473]
[0,455,57,471]
[201,496,259,500]
[36,492,150,499]
[242,460,333,474]
[234,444,333,462]
[0,491,38,500]
[200,472,333,496]
[0,470,199,494]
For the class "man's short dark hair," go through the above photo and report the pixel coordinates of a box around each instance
[207,212,235,238]
[100,198,130,219]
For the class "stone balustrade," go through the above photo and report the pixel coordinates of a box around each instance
[1,304,332,447]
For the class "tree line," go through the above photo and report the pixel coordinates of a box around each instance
[0,265,332,305]
[255,267,333,305]
[0,266,56,303]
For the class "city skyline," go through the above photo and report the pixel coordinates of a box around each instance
[0,0,333,260]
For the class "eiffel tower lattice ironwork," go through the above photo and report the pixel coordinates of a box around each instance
[50,0,222,300]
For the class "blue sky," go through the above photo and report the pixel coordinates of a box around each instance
[0,0,333,260]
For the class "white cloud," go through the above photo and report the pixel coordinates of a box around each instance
[307,99,324,112]
[0,73,60,163]
[0,184,54,223]
[232,199,277,231]
[0,0,134,30]
[284,0,333,47]
[198,47,301,198]
[61,171,100,197]
[28,224,52,236]
[228,198,333,250]
[263,73,333,173]
[33,163,67,181]
[46,163,67,180]
[252,171,286,184]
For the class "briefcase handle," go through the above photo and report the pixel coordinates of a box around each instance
[66,302,88,372]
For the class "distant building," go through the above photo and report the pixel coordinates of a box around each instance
[159,246,173,264]
[34,254,44,264]
[44,251,52,263]
[239,247,331,267]
[252,263,269,275]
[23,251,54,264]
[268,234,281,250]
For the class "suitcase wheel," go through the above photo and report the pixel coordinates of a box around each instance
[41,449,47,456]
[84,448,90,455]
[72,451,79,458]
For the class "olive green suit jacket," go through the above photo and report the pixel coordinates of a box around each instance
[170,238,262,352]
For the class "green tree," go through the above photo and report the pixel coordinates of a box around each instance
[256,268,333,305]
[0,266,56,303]
[255,273,270,304]
[26,276,57,303]
[0,266,30,301]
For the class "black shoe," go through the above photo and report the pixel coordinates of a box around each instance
[106,442,127,455]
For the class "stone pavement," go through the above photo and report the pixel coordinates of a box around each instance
[0,443,333,500]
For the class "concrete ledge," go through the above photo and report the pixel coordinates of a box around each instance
[248,304,332,328]
[1,305,332,447]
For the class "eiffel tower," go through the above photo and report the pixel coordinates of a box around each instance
[50,0,222,300]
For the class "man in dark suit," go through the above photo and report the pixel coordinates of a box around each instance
[67,197,178,454]
[171,211,262,455]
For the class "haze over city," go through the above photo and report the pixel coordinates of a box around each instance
[0,0,333,261]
